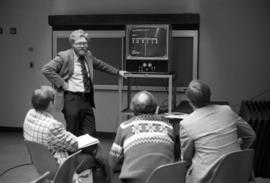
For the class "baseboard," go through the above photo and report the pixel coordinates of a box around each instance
[0,126,23,133]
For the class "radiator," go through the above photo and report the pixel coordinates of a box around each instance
[239,101,270,178]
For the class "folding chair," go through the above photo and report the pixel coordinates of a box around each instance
[30,171,50,183]
[25,140,82,183]
[53,150,81,183]
[210,149,254,183]
[145,161,187,183]
[25,140,59,180]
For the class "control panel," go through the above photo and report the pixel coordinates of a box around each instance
[139,61,155,72]
[125,60,169,73]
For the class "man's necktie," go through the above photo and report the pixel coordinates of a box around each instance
[79,57,91,92]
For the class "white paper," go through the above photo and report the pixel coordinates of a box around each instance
[164,112,189,120]
[77,134,99,149]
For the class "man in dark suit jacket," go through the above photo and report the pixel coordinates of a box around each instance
[42,29,128,137]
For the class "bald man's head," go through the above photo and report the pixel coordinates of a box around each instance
[130,91,157,115]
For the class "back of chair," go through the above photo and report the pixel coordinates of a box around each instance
[30,171,50,183]
[211,149,254,183]
[25,140,59,180]
[53,150,81,183]
[145,161,187,183]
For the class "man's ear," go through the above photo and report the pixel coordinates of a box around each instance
[48,101,55,112]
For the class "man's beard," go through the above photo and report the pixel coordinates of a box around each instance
[76,49,87,56]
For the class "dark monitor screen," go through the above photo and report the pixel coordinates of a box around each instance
[126,24,169,60]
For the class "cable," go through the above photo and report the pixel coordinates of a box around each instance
[231,87,270,112]
[0,162,32,177]
[249,88,270,100]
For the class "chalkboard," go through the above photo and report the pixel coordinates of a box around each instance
[53,30,198,88]
[172,36,194,87]
[89,38,122,85]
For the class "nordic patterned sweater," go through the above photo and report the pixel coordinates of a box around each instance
[109,114,175,182]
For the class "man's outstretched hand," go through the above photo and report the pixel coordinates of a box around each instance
[119,70,130,78]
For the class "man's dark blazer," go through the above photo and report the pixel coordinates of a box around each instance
[42,48,119,107]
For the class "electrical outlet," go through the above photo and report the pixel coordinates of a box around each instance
[10,27,16,34]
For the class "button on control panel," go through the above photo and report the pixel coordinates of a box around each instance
[138,62,156,72]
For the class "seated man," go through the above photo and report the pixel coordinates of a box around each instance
[23,85,109,183]
[109,91,175,183]
[179,80,256,183]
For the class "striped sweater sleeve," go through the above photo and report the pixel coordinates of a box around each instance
[109,126,124,172]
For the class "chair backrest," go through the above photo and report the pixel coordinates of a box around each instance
[210,149,254,183]
[145,161,187,183]
[25,140,59,180]
[30,171,51,183]
[53,150,81,183]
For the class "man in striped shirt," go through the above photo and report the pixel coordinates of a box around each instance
[23,85,109,182]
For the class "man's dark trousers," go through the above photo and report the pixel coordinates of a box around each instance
[63,91,96,137]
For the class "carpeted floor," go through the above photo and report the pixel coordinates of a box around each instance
[0,131,270,183]
[0,131,116,183]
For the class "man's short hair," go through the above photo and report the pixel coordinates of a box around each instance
[69,29,89,45]
[130,91,157,115]
[186,80,211,108]
[31,86,56,111]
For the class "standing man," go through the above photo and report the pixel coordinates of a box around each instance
[179,80,256,183]
[42,29,128,136]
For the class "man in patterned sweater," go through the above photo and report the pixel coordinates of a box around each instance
[23,85,109,183]
[109,91,175,183]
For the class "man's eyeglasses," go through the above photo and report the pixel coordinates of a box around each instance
[74,42,88,46]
